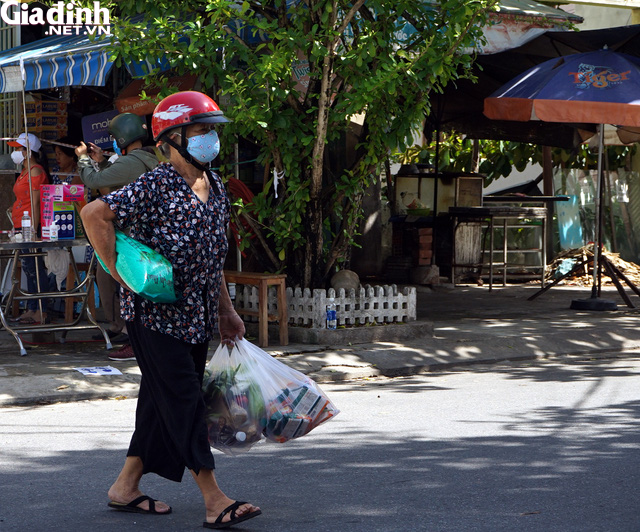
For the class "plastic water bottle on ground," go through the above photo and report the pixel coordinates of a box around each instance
[21,211,32,242]
[326,298,337,329]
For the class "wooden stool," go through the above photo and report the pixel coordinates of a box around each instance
[65,263,96,323]
[224,270,288,347]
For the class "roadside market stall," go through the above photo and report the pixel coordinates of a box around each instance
[0,30,121,355]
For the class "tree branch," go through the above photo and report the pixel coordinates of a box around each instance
[222,25,250,49]
[265,129,285,175]
[286,89,305,116]
[239,211,282,270]
[332,0,366,49]
[441,0,501,59]
[323,191,364,279]
[247,2,278,22]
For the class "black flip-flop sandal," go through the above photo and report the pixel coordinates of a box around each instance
[203,501,261,529]
[108,495,172,515]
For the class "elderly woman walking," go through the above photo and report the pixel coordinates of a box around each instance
[81,91,261,530]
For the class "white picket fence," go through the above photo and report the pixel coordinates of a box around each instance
[234,284,416,328]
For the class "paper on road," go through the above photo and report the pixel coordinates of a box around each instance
[73,366,123,376]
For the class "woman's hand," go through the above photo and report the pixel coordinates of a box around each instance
[218,309,245,346]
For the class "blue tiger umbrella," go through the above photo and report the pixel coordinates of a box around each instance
[484,49,640,128]
[484,49,640,309]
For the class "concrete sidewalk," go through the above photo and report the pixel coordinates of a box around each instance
[2,283,640,406]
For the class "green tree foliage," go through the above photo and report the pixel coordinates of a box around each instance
[107,0,499,288]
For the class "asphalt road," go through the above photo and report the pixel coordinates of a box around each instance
[2,354,640,531]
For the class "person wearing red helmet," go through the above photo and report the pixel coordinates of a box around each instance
[151,90,228,190]
[81,92,260,529]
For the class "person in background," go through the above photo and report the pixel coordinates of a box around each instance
[80,91,261,529]
[8,133,50,325]
[46,136,87,316]
[76,113,160,357]
[76,113,159,194]
[51,136,81,186]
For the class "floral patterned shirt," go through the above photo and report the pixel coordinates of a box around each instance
[100,162,230,344]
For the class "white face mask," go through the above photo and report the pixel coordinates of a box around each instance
[11,151,24,165]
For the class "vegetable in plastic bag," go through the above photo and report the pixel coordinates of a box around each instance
[203,343,266,455]
[202,338,339,455]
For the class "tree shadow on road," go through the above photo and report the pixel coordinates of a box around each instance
[2,387,640,532]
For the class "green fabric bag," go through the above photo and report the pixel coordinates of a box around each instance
[95,229,177,303]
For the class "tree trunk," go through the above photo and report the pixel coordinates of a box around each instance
[303,196,325,288]
[304,2,337,288]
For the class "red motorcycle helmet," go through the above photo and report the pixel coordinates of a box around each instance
[152,91,229,141]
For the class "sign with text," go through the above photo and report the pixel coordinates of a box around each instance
[40,184,86,239]
[81,109,118,149]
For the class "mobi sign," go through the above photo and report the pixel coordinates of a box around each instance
[0,1,111,36]
[81,109,118,149]
[569,64,631,89]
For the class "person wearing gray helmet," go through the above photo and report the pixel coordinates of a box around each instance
[76,113,161,355]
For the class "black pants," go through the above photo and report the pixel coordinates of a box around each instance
[126,299,215,482]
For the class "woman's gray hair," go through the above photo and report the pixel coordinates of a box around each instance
[158,129,181,158]
[158,141,171,158]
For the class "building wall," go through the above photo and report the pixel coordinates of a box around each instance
[565,4,633,30]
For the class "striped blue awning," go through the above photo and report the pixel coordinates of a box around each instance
[0,32,113,93]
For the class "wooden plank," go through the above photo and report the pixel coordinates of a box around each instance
[259,280,268,347]
[224,270,286,284]
[277,281,288,345]
[603,258,635,308]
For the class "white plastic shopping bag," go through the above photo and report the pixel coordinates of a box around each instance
[202,338,339,455]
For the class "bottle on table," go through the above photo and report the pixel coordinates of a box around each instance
[21,211,32,242]
[49,221,58,242]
